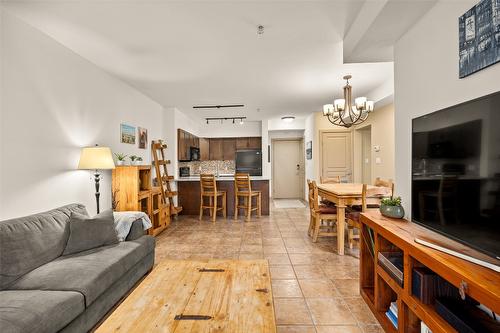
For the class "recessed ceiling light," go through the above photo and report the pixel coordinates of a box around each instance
[239,118,244,125]
[281,116,295,123]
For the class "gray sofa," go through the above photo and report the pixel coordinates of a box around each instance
[0,204,155,333]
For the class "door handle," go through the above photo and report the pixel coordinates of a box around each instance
[297,164,300,170]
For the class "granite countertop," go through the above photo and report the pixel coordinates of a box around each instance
[176,175,269,181]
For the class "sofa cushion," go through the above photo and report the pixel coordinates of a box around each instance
[0,204,88,289]
[0,290,84,333]
[63,209,118,255]
[8,236,154,307]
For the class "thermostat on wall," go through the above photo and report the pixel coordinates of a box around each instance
[373,145,381,152]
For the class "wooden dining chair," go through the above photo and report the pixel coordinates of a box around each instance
[307,179,337,242]
[320,176,341,184]
[234,173,261,221]
[199,174,226,222]
[346,184,384,248]
[319,176,341,206]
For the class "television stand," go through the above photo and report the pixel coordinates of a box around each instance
[414,238,500,273]
[359,210,500,333]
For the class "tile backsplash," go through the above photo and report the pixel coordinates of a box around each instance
[179,160,235,176]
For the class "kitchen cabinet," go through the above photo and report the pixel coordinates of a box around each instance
[236,137,262,150]
[209,139,224,160]
[178,129,200,161]
[199,138,210,161]
[222,139,236,160]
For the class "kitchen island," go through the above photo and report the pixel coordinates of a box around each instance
[176,176,270,216]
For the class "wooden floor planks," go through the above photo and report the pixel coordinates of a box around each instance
[95,260,276,333]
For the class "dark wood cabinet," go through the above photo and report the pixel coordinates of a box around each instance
[236,137,262,150]
[179,132,262,161]
[209,138,224,160]
[199,138,210,161]
[248,137,262,149]
[222,139,236,160]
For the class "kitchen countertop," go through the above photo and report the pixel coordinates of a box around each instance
[175,176,270,181]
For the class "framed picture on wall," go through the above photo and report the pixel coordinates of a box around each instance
[120,123,136,144]
[138,127,148,149]
[459,0,500,78]
[306,141,312,160]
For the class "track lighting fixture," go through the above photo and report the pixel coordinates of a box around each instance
[205,117,247,125]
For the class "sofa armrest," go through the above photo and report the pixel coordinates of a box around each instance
[125,219,147,241]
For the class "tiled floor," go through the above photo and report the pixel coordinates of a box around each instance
[154,205,382,333]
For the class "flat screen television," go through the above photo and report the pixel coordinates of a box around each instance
[412,91,500,260]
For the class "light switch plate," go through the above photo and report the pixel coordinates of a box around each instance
[375,157,382,164]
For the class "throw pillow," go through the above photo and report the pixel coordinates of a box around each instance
[63,209,118,255]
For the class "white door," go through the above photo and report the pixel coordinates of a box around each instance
[321,131,352,182]
[273,140,303,198]
[361,129,372,184]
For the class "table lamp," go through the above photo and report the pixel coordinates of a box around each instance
[78,144,115,214]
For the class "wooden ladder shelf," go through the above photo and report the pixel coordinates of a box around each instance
[151,140,183,216]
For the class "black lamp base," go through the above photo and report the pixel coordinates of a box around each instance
[93,170,101,214]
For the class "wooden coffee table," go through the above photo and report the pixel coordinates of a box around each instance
[96,259,276,333]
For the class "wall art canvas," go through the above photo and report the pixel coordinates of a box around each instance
[138,127,148,149]
[120,123,136,144]
[306,141,312,160]
[459,0,500,78]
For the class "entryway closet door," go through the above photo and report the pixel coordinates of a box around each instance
[273,139,303,199]
[321,131,352,182]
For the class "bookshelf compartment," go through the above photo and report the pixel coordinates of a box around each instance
[360,225,376,304]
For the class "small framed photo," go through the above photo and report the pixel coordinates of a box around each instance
[306,141,312,160]
[120,124,136,144]
[138,127,148,149]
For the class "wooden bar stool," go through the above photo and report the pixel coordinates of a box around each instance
[199,174,226,222]
[307,179,337,242]
[234,173,261,221]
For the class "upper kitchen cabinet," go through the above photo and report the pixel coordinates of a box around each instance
[236,137,262,150]
[177,129,200,161]
[222,139,236,160]
[199,138,210,161]
[209,138,224,160]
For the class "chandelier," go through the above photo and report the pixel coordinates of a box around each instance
[322,75,374,128]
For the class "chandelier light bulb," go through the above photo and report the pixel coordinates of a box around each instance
[323,104,334,116]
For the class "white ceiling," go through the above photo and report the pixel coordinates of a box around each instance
[1,0,428,121]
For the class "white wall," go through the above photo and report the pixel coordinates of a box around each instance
[353,103,395,184]
[394,0,500,217]
[1,12,164,219]
[199,121,261,138]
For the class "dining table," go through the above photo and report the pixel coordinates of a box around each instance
[317,183,392,255]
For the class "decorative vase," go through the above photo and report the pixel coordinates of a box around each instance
[116,160,124,166]
[380,204,405,219]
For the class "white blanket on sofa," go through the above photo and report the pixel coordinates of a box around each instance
[113,211,152,241]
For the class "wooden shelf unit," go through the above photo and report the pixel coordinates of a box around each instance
[112,165,170,236]
[360,210,500,333]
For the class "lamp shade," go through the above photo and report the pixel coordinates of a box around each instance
[78,146,115,170]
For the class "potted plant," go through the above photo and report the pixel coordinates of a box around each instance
[129,155,142,165]
[114,153,127,166]
[380,196,405,219]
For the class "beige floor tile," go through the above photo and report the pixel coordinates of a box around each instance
[240,244,263,253]
[322,265,359,279]
[293,265,326,279]
[289,253,315,265]
[333,279,360,297]
[238,253,264,259]
[360,325,384,333]
[306,298,357,325]
[263,245,288,254]
[345,298,378,325]
[315,326,362,333]
[270,265,297,279]
[272,279,303,298]
[274,298,313,325]
[265,253,291,265]
[298,279,339,298]
[277,326,317,333]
